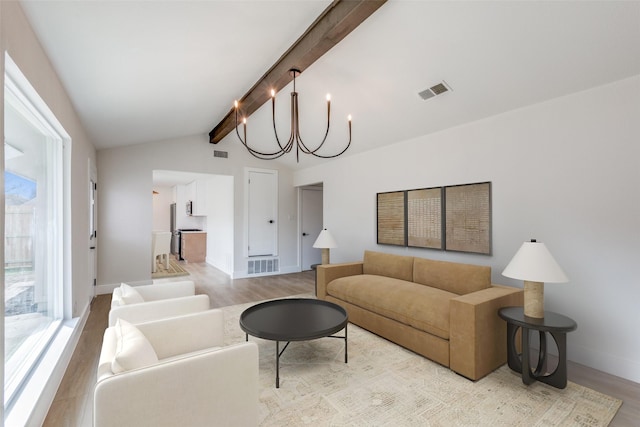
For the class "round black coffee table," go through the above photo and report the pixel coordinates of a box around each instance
[240,298,348,388]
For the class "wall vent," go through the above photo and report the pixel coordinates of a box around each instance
[418,81,452,100]
[247,258,279,275]
[214,150,228,158]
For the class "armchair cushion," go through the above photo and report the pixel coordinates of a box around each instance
[119,283,145,305]
[112,319,158,374]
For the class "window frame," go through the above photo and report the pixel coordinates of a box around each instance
[3,53,69,412]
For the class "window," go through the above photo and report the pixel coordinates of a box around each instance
[4,55,65,410]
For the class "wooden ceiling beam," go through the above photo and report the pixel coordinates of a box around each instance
[209,0,387,144]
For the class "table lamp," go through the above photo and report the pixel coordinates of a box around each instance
[502,239,568,318]
[313,228,337,265]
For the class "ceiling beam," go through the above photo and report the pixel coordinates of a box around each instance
[209,0,387,144]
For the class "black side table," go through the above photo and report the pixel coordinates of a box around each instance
[498,307,577,389]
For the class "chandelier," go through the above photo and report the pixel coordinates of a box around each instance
[234,68,352,162]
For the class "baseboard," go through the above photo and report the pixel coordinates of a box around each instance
[5,301,90,426]
[569,343,640,384]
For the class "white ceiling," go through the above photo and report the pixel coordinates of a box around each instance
[19,1,640,170]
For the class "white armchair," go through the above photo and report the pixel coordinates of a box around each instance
[95,310,259,427]
[109,282,209,327]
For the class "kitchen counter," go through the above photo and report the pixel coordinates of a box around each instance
[181,232,206,262]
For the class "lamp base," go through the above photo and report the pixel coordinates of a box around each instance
[321,248,330,265]
[524,280,544,318]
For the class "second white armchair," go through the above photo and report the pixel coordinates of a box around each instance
[109,281,209,327]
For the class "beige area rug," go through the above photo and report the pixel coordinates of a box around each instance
[150,258,189,279]
[221,298,621,426]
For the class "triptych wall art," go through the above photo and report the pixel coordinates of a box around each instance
[376,182,492,255]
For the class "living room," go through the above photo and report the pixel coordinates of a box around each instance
[1,0,639,425]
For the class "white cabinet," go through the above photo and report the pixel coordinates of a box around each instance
[185,181,196,203]
[187,180,208,216]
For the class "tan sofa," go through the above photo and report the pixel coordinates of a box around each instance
[317,250,523,380]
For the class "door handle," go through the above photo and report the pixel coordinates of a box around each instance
[90,246,96,250]
[269,220,274,223]
[302,233,308,236]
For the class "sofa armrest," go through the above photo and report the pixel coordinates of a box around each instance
[136,280,195,301]
[94,342,259,427]
[316,262,363,299]
[449,284,523,380]
[108,294,210,326]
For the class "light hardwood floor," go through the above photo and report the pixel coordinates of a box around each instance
[44,261,638,426]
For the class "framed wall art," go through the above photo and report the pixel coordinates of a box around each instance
[444,182,492,254]
[407,187,443,249]
[376,191,406,246]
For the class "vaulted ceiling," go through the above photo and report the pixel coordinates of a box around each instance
[19,1,640,170]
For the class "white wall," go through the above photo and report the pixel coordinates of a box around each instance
[205,175,234,274]
[294,75,640,383]
[97,134,299,289]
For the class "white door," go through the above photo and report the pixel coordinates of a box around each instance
[301,187,323,270]
[89,161,97,296]
[247,170,277,256]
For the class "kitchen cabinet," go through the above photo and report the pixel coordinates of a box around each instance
[186,180,208,216]
[181,231,206,262]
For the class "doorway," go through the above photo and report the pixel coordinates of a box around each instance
[89,160,97,297]
[300,185,323,270]
[246,168,278,257]
[152,170,235,275]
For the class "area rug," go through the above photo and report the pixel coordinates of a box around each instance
[150,259,189,279]
[221,298,622,426]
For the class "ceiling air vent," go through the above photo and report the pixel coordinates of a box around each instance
[213,150,228,159]
[418,81,452,101]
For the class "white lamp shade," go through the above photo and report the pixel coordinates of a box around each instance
[313,229,337,249]
[502,240,569,283]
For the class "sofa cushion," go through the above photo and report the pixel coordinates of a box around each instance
[112,318,159,374]
[327,274,457,340]
[120,283,145,304]
[413,258,491,295]
[363,250,414,282]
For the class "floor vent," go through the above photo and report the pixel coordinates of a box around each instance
[247,258,279,274]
